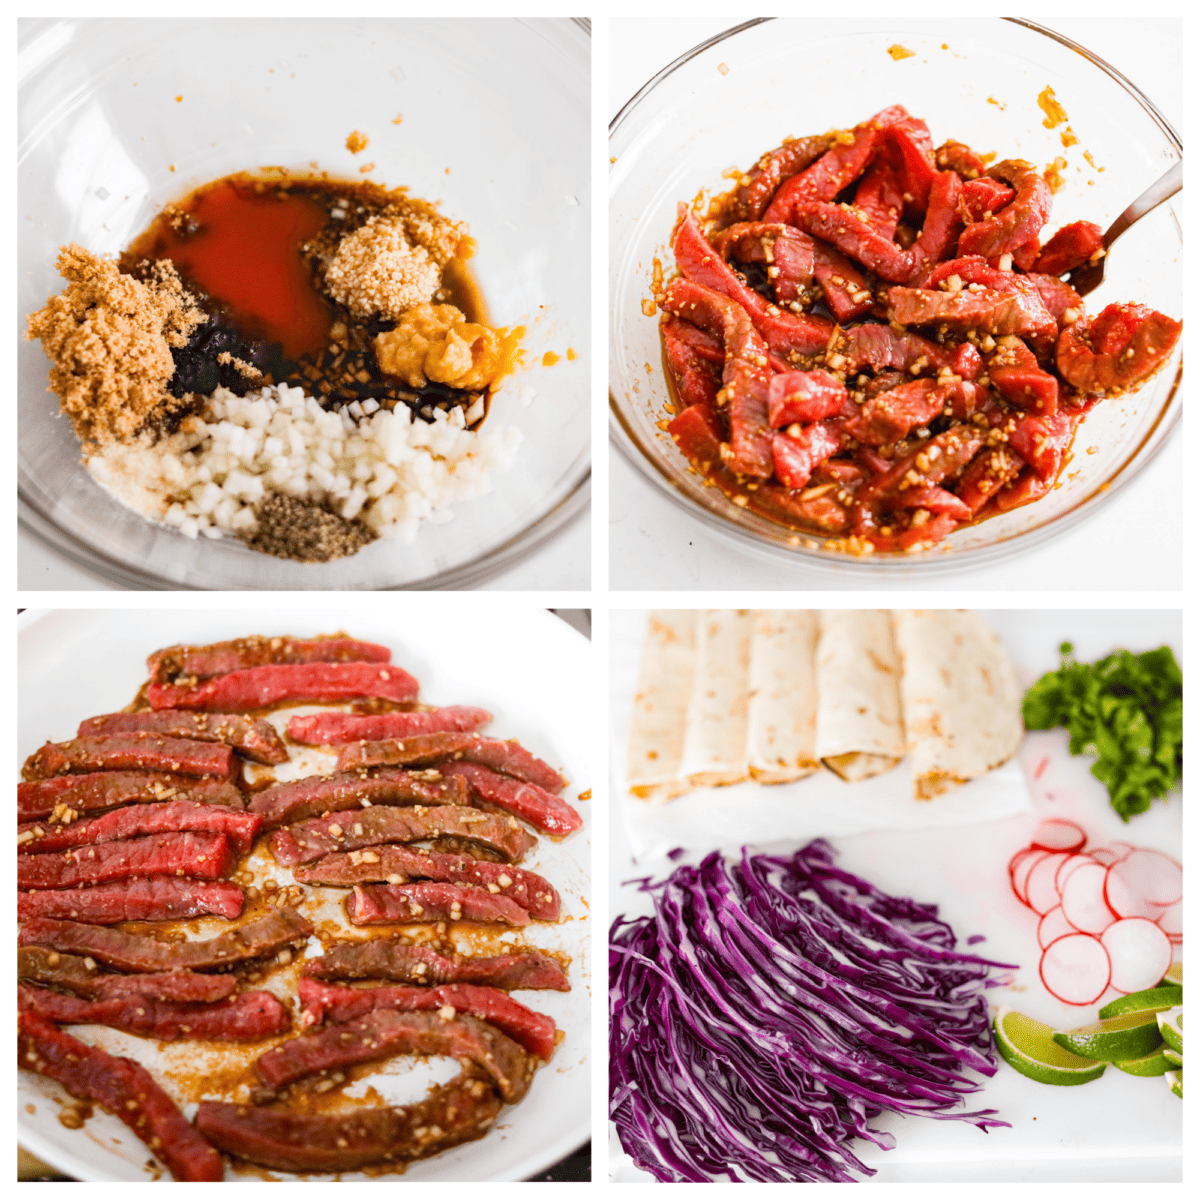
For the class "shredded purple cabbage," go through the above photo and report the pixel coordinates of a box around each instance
[609,840,1015,1182]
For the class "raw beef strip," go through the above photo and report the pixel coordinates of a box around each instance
[148,662,418,712]
[79,710,288,765]
[22,734,235,782]
[346,882,530,927]
[297,978,558,1059]
[17,878,244,924]
[19,1012,223,1180]
[440,762,583,837]
[17,831,234,889]
[287,706,492,745]
[18,908,312,972]
[148,634,390,681]
[17,772,243,823]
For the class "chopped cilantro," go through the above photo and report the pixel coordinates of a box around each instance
[1023,643,1182,821]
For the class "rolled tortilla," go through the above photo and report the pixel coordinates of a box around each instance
[747,610,819,783]
[814,610,904,781]
[893,609,1022,799]
[678,610,752,788]
[627,611,696,803]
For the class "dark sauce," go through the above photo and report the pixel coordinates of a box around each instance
[123,173,493,428]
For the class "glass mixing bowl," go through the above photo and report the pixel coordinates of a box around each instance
[609,18,1181,577]
[20,17,590,590]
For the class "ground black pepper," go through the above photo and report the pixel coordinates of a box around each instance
[239,495,377,563]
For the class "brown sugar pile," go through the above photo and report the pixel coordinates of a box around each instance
[25,244,205,449]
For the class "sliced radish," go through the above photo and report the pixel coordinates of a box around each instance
[1030,819,1086,853]
[1040,933,1112,1005]
[1012,850,1051,908]
[1100,918,1174,994]
[1038,905,1075,950]
[1104,861,1162,921]
[1055,852,1094,895]
[1156,898,1182,939]
[1061,861,1117,934]
[1027,851,1071,915]
[1090,843,1133,867]
[1111,848,1182,907]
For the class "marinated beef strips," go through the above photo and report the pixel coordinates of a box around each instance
[78,710,288,765]
[23,733,236,781]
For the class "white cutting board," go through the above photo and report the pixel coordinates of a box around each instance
[610,609,1182,1182]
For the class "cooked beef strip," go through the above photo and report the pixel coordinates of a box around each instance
[17,831,234,890]
[248,769,468,831]
[301,941,571,991]
[255,1009,533,1102]
[346,882,530,928]
[297,978,558,1060]
[22,734,236,782]
[18,909,313,972]
[334,734,567,793]
[18,802,262,858]
[270,804,536,866]
[18,878,244,924]
[148,635,391,683]
[440,762,583,837]
[148,662,418,712]
[293,844,561,921]
[19,1012,224,1181]
[19,984,291,1041]
[18,947,238,1002]
[287,706,492,745]
[193,1078,500,1173]
[17,772,243,823]
[78,710,288,765]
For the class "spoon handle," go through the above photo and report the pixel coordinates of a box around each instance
[1105,159,1182,248]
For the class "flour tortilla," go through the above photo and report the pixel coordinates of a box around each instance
[678,610,752,788]
[627,611,696,803]
[814,610,904,781]
[893,609,1023,799]
[747,610,819,783]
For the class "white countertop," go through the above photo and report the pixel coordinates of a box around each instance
[609,18,1182,592]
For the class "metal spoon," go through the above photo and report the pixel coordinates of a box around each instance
[1067,158,1182,298]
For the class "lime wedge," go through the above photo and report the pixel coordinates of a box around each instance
[1165,1069,1182,1098]
[1157,1006,1183,1054]
[1162,1046,1183,1068]
[994,1007,1106,1086]
[1098,986,1182,1019]
[1053,1010,1164,1062]
[1112,1044,1174,1077]
[1161,961,1183,987]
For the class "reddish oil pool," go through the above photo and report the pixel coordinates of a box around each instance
[131,180,332,359]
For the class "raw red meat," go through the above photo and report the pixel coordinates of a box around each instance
[148,634,390,682]
[19,1012,223,1181]
[269,803,537,866]
[148,661,418,712]
[248,769,468,830]
[255,1009,533,1101]
[17,831,234,889]
[18,878,243,924]
[347,882,530,927]
[22,734,235,781]
[18,801,262,858]
[297,978,558,1060]
[301,941,570,991]
[79,710,288,765]
[293,844,561,920]
[287,706,492,745]
[17,771,242,823]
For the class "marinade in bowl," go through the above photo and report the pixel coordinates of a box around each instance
[609,18,1181,575]
[21,18,590,590]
